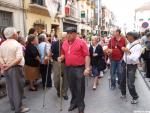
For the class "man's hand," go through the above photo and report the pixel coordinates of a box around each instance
[106,49,112,55]
[122,47,131,54]
[84,68,91,76]
[2,64,11,71]
[57,57,63,63]
[107,49,112,53]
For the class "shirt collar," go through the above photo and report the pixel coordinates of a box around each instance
[129,40,140,46]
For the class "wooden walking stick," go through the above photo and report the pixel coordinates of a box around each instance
[125,53,128,102]
[59,38,63,111]
[42,60,50,108]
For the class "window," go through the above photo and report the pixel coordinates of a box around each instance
[0,10,13,35]
[31,0,44,6]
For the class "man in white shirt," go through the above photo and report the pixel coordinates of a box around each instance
[0,27,30,113]
[120,32,142,104]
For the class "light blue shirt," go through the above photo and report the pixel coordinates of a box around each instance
[38,42,51,64]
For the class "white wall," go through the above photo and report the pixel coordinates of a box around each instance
[0,0,25,36]
[136,10,150,31]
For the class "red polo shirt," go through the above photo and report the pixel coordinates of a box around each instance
[108,37,126,61]
[62,37,89,66]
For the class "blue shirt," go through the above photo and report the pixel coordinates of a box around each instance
[38,42,51,64]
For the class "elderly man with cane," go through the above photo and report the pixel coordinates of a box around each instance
[58,27,90,113]
[51,32,69,100]
[120,32,142,104]
[0,27,30,113]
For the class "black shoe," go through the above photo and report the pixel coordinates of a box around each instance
[57,93,60,98]
[111,86,116,90]
[63,96,68,100]
[79,112,84,113]
[131,99,139,104]
[68,105,77,111]
[29,88,37,91]
[11,106,15,111]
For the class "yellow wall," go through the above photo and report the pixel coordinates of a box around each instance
[26,12,52,34]
[23,0,60,35]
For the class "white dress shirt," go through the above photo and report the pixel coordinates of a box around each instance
[123,40,142,65]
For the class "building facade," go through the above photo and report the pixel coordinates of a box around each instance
[100,6,116,36]
[135,2,150,32]
[60,0,79,33]
[23,0,61,35]
[0,0,25,36]
[77,0,95,35]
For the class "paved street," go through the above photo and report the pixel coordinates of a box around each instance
[0,70,150,113]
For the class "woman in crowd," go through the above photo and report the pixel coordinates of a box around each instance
[89,36,105,90]
[25,28,38,42]
[24,34,40,91]
[141,32,150,80]
[38,34,52,88]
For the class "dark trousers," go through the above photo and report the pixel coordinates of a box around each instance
[120,62,139,99]
[40,64,52,88]
[66,66,85,112]
[5,66,24,113]
[146,61,150,78]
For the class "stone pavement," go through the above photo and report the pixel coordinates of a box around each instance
[0,70,150,113]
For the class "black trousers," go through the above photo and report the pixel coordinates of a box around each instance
[66,66,85,112]
[146,61,150,78]
[120,62,139,99]
[40,64,52,88]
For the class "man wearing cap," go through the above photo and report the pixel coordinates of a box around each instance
[58,27,90,113]
[0,27,30,113]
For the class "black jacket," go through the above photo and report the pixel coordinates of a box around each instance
[25,44,40,67]
[51,40,60,61]
[141,48,150,61]
[89,44,106,70]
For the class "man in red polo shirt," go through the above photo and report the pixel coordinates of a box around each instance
[58,27,90,113]
[107,29,126,90]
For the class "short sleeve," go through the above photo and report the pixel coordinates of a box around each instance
[16,44,23,59]
[46,43,51,54]
[81,40,89,57]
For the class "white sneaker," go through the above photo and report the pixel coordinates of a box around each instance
[131,99,139,104]
[92,84,97,90]
[120,95,126,99]
[100,71,104,77]
[20,107,30,113]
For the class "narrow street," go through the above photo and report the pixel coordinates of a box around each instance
[0,70,150,113]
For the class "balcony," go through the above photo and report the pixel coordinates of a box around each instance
[91,1,96,9]
[65,5,79,20]
[30,0,45,6]
[29,0,49,16]
[86,0,91,5]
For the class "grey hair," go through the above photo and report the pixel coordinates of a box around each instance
[38,34,46,43]
[91,36,98,40]
[4,27,17,39]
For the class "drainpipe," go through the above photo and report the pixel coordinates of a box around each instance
[22,0,27,36]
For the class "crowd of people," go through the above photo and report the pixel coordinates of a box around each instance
[0,26,150,113]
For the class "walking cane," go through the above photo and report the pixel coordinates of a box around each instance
[42,60,50,108]
[59,39,63,111]
[59,62,63,111]
[108,38,113,89]
[125,53,128,102]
